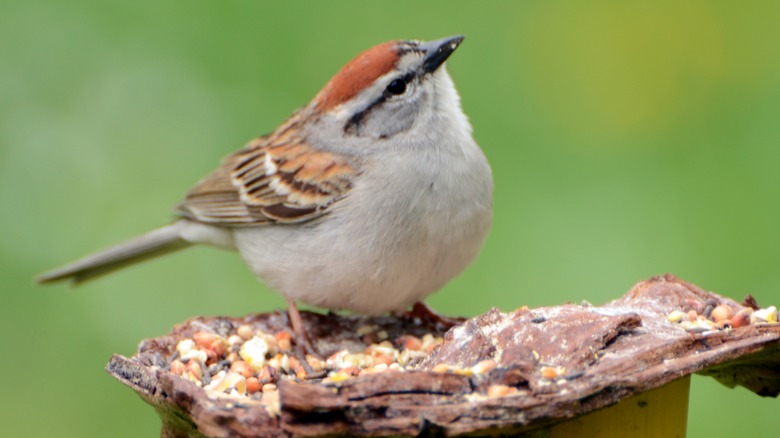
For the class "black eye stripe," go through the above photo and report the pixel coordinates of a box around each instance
[344,73,417,134]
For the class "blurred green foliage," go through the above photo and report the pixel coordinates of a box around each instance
[2,1,778,436]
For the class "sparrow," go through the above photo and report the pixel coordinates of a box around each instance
[37,35,493,348]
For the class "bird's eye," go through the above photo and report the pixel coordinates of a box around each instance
[385,79,407,96]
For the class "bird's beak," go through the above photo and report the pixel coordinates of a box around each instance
[420,35,464,74]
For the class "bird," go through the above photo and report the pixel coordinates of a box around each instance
[37,35,493,350]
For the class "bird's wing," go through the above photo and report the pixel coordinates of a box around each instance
[177,119,358,226]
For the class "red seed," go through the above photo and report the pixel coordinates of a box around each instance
[373,353,394,366]
[730,309,752,328]
[204,349,218,365]
[258,365,279,384]
[170,360,185,376]
[400,335,422,351]
[487,384,516,398]
[341,366,361,376]
[286,356,307,378]
[186,360,203,380]
[540,366,559,379]
[230,360,253,378]
[275,331,292,342]
[275,331,293,351]
[209,339,227,356]
[710,305,734,322]
[246,377,261,394]
[192,331,217,349]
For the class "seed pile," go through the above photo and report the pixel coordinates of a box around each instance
[667,302,777,333]
[165,298,778,411]
[167,323,444,409]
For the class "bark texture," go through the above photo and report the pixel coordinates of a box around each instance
[107,274,780,437]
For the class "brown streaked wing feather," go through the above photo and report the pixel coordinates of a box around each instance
[176,152,266,225]
[177,117,358,226]
[231,138,357,222]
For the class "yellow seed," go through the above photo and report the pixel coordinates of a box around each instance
[236,325,254,341]
[327,371,351,383]
[472,359,497,375]
[666,310,686,323]
[306,354,325,372]
[453,367,474,376]
[186,360,203,380]
[421,334,437,351]
[432,364,450,373]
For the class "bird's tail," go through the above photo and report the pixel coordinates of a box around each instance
[36,222,192,285]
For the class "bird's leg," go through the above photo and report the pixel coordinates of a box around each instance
[397,302,466,331]
[285,298,324,378]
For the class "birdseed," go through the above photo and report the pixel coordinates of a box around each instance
[167,325,445,407]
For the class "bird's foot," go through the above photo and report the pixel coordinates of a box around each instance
[285,299,327,379]
[396,302,466,331]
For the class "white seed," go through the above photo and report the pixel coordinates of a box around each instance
[262,389,281,416]
[176,339,195,356]
[753,306,777,323]
[398,348,427,366]
[263,334,279,355]
[364,363,388,373]
[206,371,247,394]
[181,349,208,364]
[356,325,378,336]
[421,334,437,350]
[239,336,270,371]
[279,354,290,373]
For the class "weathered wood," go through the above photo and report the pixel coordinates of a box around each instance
[106,274,780,436]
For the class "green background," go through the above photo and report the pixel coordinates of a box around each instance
[2,1,778,436]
